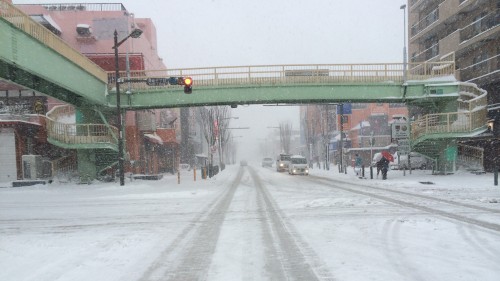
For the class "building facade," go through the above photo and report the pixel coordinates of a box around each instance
[3,2,180,181]
[408,0,499,125]
[407,0,500,171]
[300,103,408,168]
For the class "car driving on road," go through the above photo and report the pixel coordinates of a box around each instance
[261,157,273,167]
[276,153,291,172]
[288,155,309,175]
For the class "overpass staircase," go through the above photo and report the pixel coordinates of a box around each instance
[45,105,119,179]
[410,83,488,172]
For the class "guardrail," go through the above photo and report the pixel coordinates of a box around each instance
[107,61,456,91]
[45,105,118,146]
[0,0,108,82]
[457,83,488,111]
[411,81,487,140]
[457,143,484,171]
[411,109,487,140]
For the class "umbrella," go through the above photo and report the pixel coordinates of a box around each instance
[373,153,383,162]
[381,151,394,162]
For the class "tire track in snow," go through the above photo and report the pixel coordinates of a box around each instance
[162,168,243,280]
[307,175,500,233]
[381,218,427,281]
[248,167,335,281]
[138,169,243,281]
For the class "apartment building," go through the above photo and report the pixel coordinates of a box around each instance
[408,0,499,116]
[408,0,499,170]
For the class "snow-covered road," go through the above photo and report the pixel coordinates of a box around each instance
[1,164,500,281]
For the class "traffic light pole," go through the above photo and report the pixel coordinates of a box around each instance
[112,28,143,186]
[339,103,344,173]
[114,30,125,186]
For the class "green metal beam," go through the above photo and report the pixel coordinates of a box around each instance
[108,82,461,109]
[47,138,118,151]
[0,18,107,106]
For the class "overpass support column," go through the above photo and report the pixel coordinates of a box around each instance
[434,140,457,175]
[77,149,98,184]
[74,107,106,184]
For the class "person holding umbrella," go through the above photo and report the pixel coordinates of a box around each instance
[378,151,394,180]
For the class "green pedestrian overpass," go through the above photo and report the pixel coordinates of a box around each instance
[0,1,488,180]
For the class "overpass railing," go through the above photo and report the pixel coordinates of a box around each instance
[0,0,108,82]
[107,61,456,91]
[411,83,487,140]
[46,105,118,146]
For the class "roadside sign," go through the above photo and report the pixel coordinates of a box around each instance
[392,123,409,139]
[398,139,410,154]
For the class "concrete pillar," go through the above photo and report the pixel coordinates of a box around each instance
[77,149,97,184]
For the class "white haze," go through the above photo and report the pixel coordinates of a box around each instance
[230,105,300,162]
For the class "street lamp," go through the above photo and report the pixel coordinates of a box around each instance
[400,4,407,83]
[113,28,143,186]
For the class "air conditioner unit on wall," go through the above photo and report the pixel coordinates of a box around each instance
[76,24,92,36]
[22,155,43,180]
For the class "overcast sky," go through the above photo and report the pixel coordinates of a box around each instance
[14,0,408,161]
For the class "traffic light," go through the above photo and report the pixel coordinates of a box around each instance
[145,76,192,93]
[183,77,193,94]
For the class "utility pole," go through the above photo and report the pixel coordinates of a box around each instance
[339,103,344,173]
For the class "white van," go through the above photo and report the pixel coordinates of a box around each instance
[288,155,309,175]
[276,154,291,172]
[393,152,428,170]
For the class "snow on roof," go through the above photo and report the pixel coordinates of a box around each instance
[144,133,163,145]
[350,121,371,131]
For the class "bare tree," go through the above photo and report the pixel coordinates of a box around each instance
[196,107,216,167]
[214,106,231,169]
[317,104,335,169]
[195,106,232,173]
[279,121,292,154]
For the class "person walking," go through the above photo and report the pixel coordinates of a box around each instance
[378,157,390,180]
[354,154,362,176]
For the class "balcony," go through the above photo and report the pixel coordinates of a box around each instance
[410,0,479,40]
[439,0,475,24]
[410,8,439,38]
[411,43,439,63]
[458,55,500,83]
[459,10,499,44]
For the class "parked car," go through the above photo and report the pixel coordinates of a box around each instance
[276,154,291,172]
[288,155,309,175]
[392,152,428,170]
[261,157,273,167]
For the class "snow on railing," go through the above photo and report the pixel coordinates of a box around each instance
[411,107,487,140]
[45,105,118,146]
[411,80,488,141]
[107,61,456,91]
[457,83,487,111]
[0,0,107,82]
